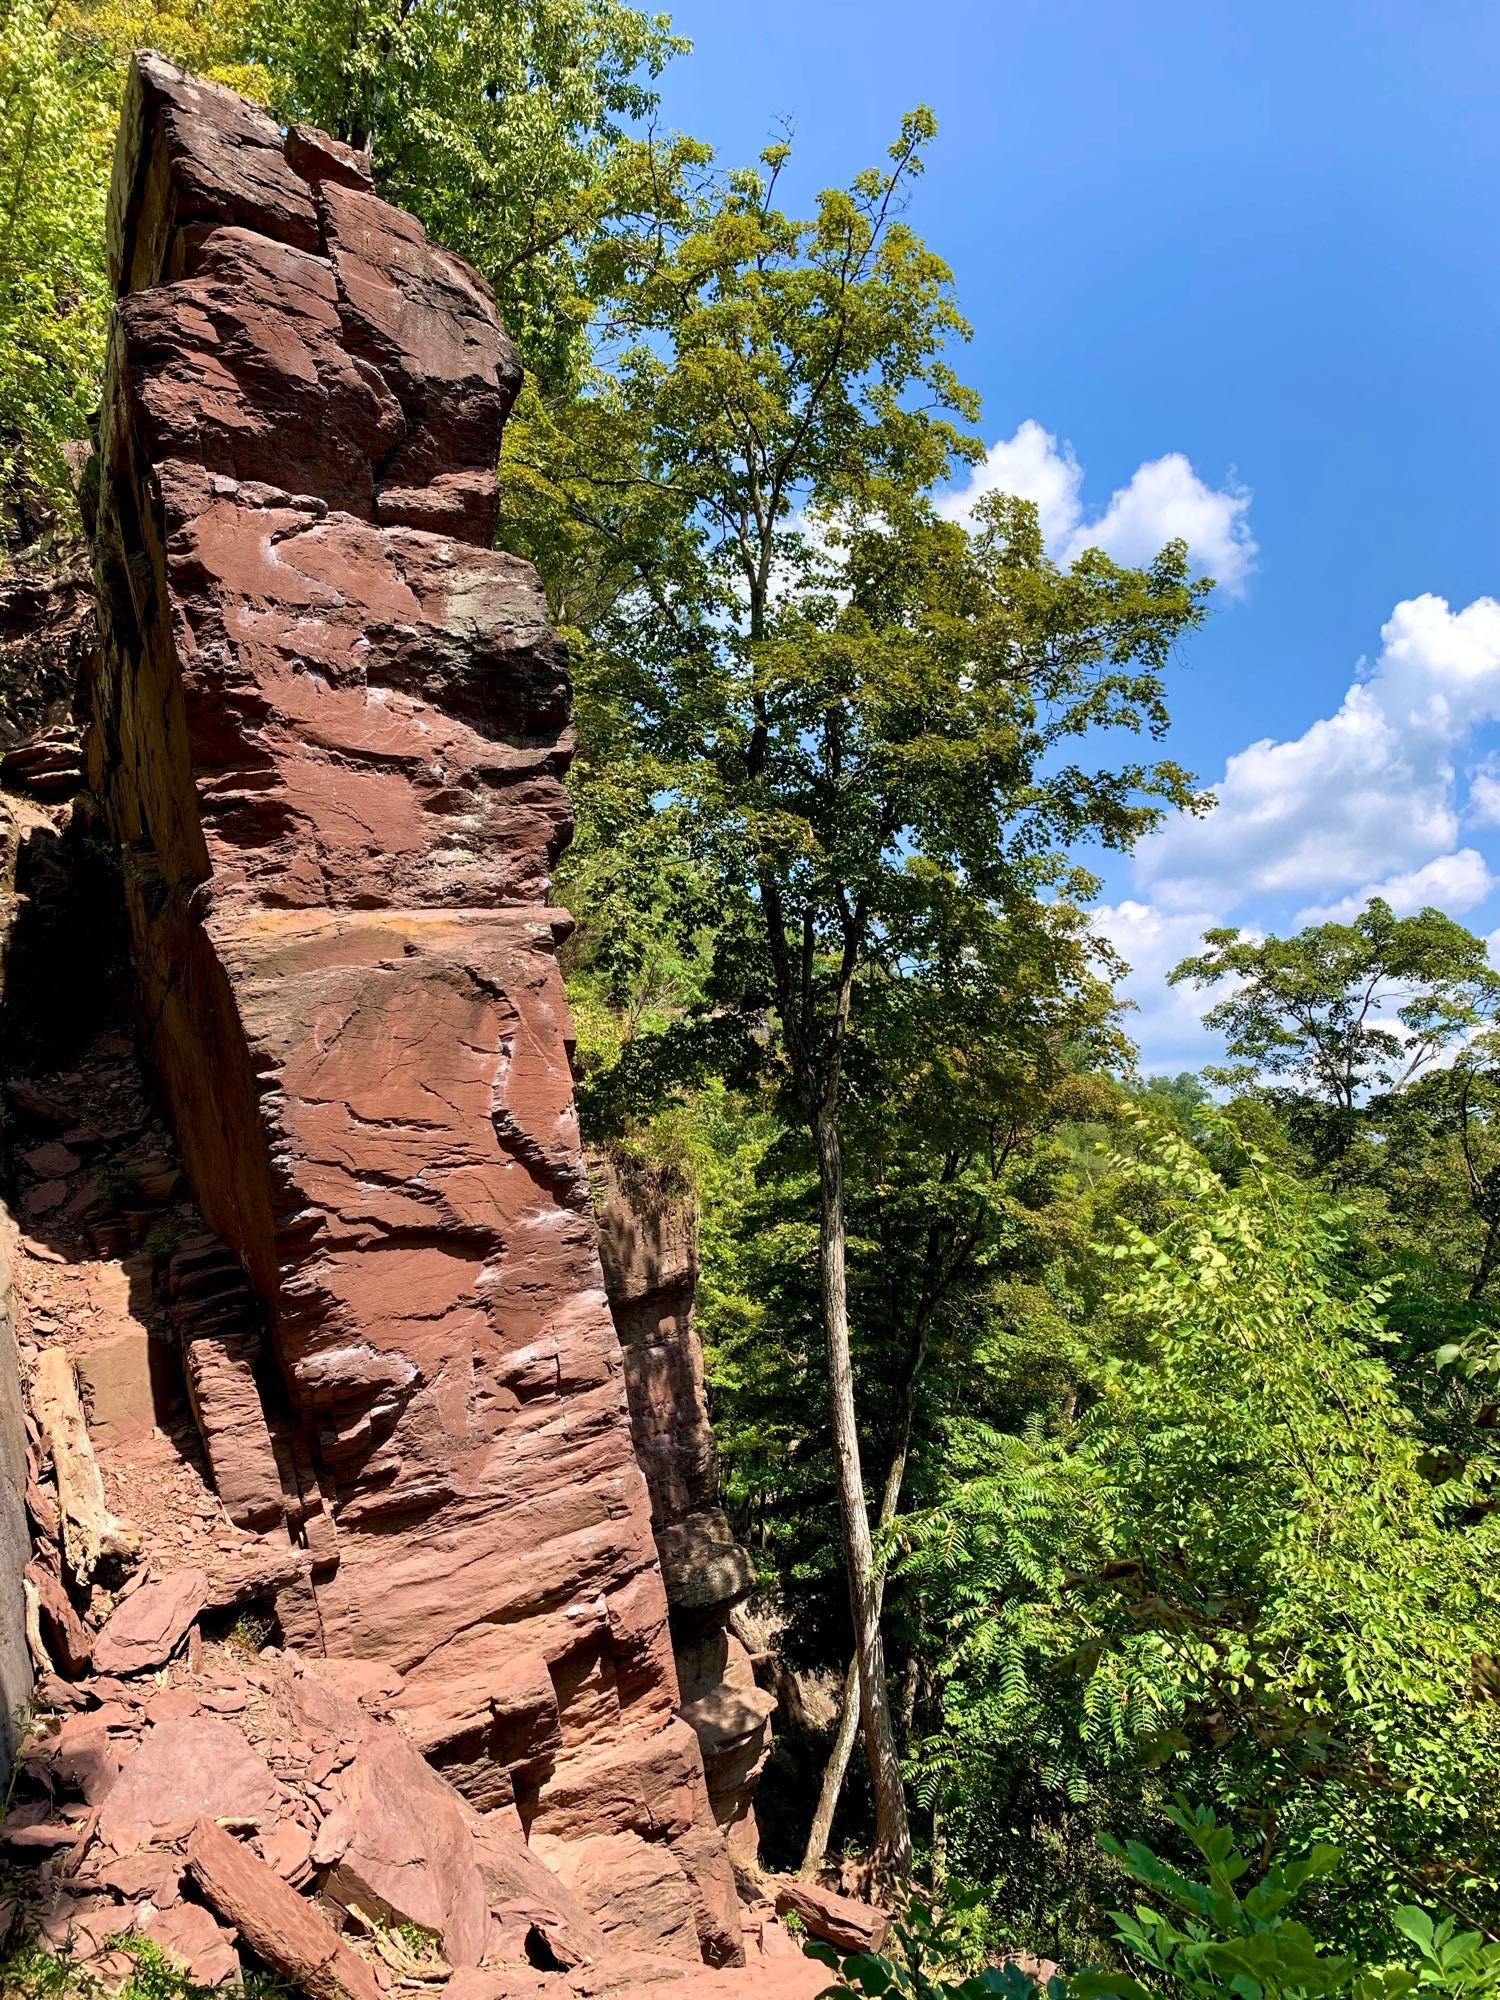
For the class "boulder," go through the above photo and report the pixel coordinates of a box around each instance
[92,1568,206,1675]
[531,1832,698,1960]
[97,1717,279,1851]
[468,1805,610,1971]
[140,1900,241,1987]
[594,1154,768,1861]
[48,1703,139,1803]
[772,1879,890,1955]
[317,1727,490,1967]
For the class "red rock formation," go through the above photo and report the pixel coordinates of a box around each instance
[82,51,740,1965]
[593,1155,774,1866]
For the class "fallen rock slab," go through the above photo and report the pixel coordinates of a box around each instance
[188,1815,384,2000]
[24,1560,92,1677]
[772,1878,890,1955]
[92,1568,207,1675]
[98,1717,279,1851]
[317,1723,490,1967]
[532,1831,698,1960]
[140,1899,240,1986]
[30,1347,139,1582]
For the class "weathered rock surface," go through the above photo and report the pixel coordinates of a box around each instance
[1,1206,31,1784]
[80,47,741,1970]
[96,1713,280,1850]
[141,1897,243,1987]
[91,1566,206,1674]
[595,1155,770,1863]
[772,1878,891,1955]
[4,1633,831,1997]
[29,1346,140,1582]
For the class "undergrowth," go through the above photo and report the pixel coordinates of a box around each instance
[0,1933,290,2000]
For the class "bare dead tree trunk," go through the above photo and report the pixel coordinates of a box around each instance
[813,1108,912,1882]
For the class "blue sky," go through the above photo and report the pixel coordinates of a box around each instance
[663,0,1500,1072]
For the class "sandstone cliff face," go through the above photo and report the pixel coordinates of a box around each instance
[81,53,738,1964]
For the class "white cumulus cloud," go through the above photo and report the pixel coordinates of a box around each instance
[1139,594,1500,915]
[940,419,1257,593]
[1091,900,1236,1075]
[1294,848,1498,927]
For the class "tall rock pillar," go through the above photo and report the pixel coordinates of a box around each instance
[594,1155,776,1867]
[84,52,741,1965]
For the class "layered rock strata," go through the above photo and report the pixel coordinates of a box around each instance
[594,1158,773,1865]
[82,51,738,1964]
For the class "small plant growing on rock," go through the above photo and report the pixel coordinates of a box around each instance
[394,1922,440,1961]
[223,1612,272,1660]
[0,1933,290,2000]
[92,1157,139,1213]
[142,1218,177,1267]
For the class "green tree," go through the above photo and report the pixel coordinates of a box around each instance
[798,973,1126,1877]
[547,116,1209,1874]
[0,0,111,537]
[0,0,687,537]
[0,0,259,538]
[241,0,690,388]
[1362,1050,1500,1307]
[1169,901,1500,1163]
[813,1808,1500,1999]
[898,1123,1500,1955]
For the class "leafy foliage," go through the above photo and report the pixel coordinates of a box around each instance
[812,1809,1500,1999]
[0,0,260,536]
[894,1121,1500,1954]
[241,0,688,387]
[0,1931,290,2000]
[11,4,1500,1974]
[0,0,689,537]
[1169,901,1500,1159]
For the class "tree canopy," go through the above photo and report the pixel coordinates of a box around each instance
[1169,900,1500,1152]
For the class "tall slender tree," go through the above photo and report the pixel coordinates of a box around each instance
[521,123,1211,1868]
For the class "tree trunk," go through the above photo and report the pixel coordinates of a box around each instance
[801,1414,915,1876]
[1470,1211,1500,1302]
[801,1653,860,1878]
[812,1108,912,1882]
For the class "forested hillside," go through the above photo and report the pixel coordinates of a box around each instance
[3,4,1498,1992]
